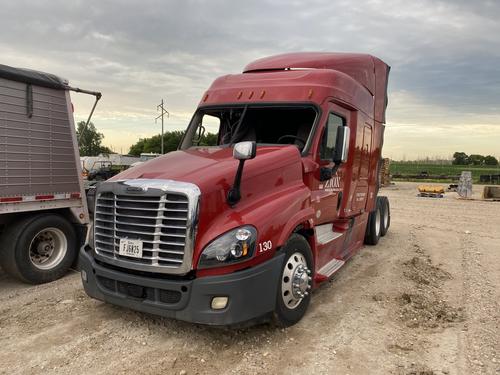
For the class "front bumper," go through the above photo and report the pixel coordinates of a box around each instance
[79,247,284,326]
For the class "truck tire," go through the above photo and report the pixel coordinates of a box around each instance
[379,196,390,237]
[364,201,382,245]
[273,234,313,327]
[0,214,77,284]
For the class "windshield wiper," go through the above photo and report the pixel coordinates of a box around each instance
[229,105,248,145]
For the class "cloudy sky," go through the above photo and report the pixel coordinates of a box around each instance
[2,0,499,159]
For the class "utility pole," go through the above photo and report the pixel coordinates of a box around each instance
[155,99,169,154]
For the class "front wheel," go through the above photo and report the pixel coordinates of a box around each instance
[273,234,313,327]
[0,214,77,284]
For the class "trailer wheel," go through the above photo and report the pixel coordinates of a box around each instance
[0,214,77,284]
[379,196,390,237]
[364,201,382,245]
[273,234,313,327]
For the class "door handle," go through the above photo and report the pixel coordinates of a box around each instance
[337,192,343,211]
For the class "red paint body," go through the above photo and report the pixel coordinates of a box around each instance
[113,52,390,285]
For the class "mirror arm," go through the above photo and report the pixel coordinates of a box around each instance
[331,163,341,176]
[320,163,341,182]
[320,166,332,181]
[227,159,245,206]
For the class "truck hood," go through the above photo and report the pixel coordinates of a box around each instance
[107,145,308,273]
[111,145,303,195]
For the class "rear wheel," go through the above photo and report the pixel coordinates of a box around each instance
[273,234,313,327]
[364,201,382,245]
[379,196,390,237]
[0,214,77,284]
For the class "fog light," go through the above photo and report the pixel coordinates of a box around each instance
[81,270,87,282]
[211,296,228,310]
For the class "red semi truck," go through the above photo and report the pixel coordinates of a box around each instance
[80,52,391,326]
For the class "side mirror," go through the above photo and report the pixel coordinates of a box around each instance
[227,142,257,206]
[333,127,350,163]
[233,141,256,160]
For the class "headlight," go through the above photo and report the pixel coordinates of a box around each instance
[198,226,257,269]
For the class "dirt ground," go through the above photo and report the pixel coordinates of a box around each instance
[1,182,499,375]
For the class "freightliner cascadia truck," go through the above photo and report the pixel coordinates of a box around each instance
[0,64,100,284]
[80,52,391,326]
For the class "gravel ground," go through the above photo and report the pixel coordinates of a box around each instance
[1,182,499,375]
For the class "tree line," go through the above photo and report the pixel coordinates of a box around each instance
[76,122,218,157]
[128,131,218,156]
[453,152,498,166]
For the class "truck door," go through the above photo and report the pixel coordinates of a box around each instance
[311,103,350,269]
[312,106,350,224]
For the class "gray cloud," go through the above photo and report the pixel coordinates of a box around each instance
[1,0,499,157]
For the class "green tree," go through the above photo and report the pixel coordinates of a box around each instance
[484,155,499,166]
[129,138,147,156]
[452,152,469,165]
[128,131,218,155]
[199,132,218,146]
[76,121,113,156]
[468,154,485,166]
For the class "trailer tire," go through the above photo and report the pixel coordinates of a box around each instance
[0,214,77,284]
[364,201,382,245]
[273,234,313,327]
[379,196,390,237]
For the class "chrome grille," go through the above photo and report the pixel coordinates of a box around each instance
[94,190,192,272]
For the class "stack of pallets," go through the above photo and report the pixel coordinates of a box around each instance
[379,158,391,187]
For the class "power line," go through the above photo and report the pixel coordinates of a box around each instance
[155,99,170,154]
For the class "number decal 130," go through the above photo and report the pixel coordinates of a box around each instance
[258,240,273,253]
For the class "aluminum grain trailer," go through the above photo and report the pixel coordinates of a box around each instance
[0,64,100,284]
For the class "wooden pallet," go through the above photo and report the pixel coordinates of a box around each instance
[379,158,391,187]
[457,197,500,202]
[418,192,444,198]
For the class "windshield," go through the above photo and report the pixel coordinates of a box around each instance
[180,105,317,152]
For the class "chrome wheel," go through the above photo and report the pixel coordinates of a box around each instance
[281,252,312,309]
[29,228,67,270]
[375,208,381,236]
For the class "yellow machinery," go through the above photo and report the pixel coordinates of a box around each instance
[418,185,445,198]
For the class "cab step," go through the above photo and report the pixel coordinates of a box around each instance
[316,258,345,281]
[315,223,344,245]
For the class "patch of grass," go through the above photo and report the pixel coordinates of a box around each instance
[390,162,500,183]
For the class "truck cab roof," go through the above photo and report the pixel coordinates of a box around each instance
[202,69,373,119]
[201,52,390,123]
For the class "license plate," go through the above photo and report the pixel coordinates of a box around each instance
[119,239,143,258]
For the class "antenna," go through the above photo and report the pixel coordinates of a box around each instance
[155,99,170,154]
